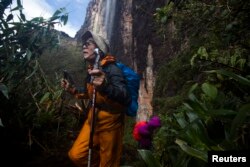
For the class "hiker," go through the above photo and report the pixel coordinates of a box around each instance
[133,116,161,150]
[61,31,131,167]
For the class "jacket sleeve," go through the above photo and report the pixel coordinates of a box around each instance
[98,64,131,106]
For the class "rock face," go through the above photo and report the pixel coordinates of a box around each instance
[76,0,133,66]
[76,0,176,121]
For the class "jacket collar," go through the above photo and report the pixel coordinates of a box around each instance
[88,55,116,69]
[100,55,116,67]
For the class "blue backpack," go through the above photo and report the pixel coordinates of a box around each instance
[116,62,140,117]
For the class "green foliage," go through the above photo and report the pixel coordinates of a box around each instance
[138,149,162,167]
[39,37,85,85]
[0,0,78,156]
[206,69,250,86]
[155,2,174,24]
[154,55,195,99]
[0,0,69,98]
[191,46,247,70]
[153,72,250,166]
[175,139,207,162]
[154,1,175,36]
[123,116,137,146]
[152,0,250,166]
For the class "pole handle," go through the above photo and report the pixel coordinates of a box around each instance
[88,47,101,167]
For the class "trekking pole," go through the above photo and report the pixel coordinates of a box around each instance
[88,48,100,167]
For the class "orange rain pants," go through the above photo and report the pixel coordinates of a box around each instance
[68,109,124,167]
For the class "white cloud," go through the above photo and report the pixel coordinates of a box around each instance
[22,0,54,19]
[21,0,77,37]
[76,0,84,4]
[6,0,82,38]
[54,0,83,4]
[55,23,78,37]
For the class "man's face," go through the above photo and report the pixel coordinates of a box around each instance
[82,38,96,62]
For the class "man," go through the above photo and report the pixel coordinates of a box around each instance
[61,31,131,167]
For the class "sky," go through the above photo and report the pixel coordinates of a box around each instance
[18,0,90,37]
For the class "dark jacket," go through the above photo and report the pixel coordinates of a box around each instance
[70,55,131,114]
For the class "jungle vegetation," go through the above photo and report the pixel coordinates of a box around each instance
[0,0,249,167]
[152,0,250,166]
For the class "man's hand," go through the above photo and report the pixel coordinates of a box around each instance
[61,79,70,90]
[88,69,107,88]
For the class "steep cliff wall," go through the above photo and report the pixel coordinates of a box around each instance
[75,0,177,121]
[76,0,133,65]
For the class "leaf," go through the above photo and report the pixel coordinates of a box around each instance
[25,60,39,80]
[6,14,13,22]
[186,111,198,122]
[39,92,51,104]
[186,93,207,116]
[49,16,60,22]
[229,104,250,140]
[174,112,188,128]
[205,70,250,86]
[138,149,162,167]
[201,83,217,100]
[17,0,21,7]
[11,6,22,11]
[2,19,9,29]
[20,13,26,21]
[161,16,167,23]
[208,109,237,116]
[236,59,246,69]
[190,54,198,66]
[179,114,211,148]
[0,118,4,127]
[53,90,63,100]
[175,139,208,162]
[52,9,61,17]
[31,17,44,23]
[188,83,198,94]
[0,83,9,99]
[197,47,208,60]
[26,49,32,60]
[63,14,68,25]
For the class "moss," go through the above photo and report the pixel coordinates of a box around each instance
[153,48,199,105]
[153,95,182,114]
